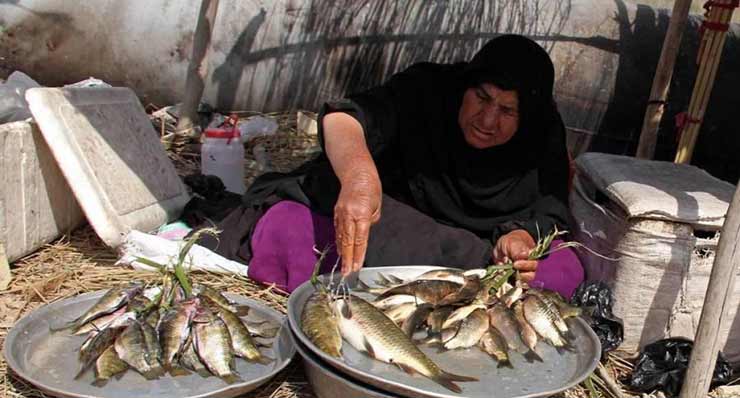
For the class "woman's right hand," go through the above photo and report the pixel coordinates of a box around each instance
[322,111,383,275]
[334,171,382,275]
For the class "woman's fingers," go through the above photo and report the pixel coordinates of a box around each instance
[352,220,371,273]
[518,271,536,283]
[339,220,356,275]
[513,259,537,272]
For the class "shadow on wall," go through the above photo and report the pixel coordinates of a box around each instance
[211,0,573,112]
[591,0,740,184]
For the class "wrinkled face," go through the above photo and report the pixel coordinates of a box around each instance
[458,83,519,149]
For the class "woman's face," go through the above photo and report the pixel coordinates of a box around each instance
[458,83,519,149]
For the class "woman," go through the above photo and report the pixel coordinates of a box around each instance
[203,34,583,297]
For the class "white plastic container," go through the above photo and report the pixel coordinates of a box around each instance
[201,119,246,194]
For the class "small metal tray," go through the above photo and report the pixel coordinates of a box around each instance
[287,266,601,398]
[3,290,296,398]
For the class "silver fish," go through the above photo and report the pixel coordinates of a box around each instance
[333,295,477,393]
[479,328,512,368]
[158,298,199,369]
[114,322,158,379]
[444,308,489,350]
[488,301,540,362]
[193,308,241,383]
[522,295,571,351]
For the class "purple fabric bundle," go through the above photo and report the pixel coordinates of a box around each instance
[249,200,583,297]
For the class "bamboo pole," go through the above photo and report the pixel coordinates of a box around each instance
[678,178,740,398]
[173,0,220,141]
[636,0,693,159]
[675,0,736,164]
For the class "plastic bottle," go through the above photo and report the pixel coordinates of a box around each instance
[201,115,246,194]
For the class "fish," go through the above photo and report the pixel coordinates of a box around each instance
[114,322,159,379]
[437,275,482,306]
[158,298,199,370]
[479,328,512,368]
[301,290,342,358]
[501,286,524,308]
[512,301,540,358]
[333,295,477,393]
[74,307,127,335]
[374,273,404,287]
[140,320,164,375]
[193,284,248,315]
[426,306,456,336]
[401,303,434,338]
[527,290,571,337]
[540,290,582,319]
[180,336,210,376]
[373,294,425,310]
[444,308,489,350]
[411,269,467,285]
[193,308,241,383]
[246,320,279,338]
[76,324,128,379]
[376,280,465,307]
[488,301,541,362]
[442,303,486,330]
[93,345,128,385]
[462,268,488,279]
[57,283,143,332]
[216,305,273,364]
[522,295,572,351]
[383,303,419,326]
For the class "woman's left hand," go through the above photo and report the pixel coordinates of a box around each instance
[493,229,538,283]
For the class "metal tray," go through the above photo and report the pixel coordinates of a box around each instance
[287,266,601,398]
[291,329,401,398]
[3,290,296,398]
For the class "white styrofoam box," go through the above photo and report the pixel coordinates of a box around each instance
[0,120,85,262]
[570,153,740,362]
[26,87,190,248]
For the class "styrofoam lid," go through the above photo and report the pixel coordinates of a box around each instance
[575,152,735,228]
[26,87,190,247]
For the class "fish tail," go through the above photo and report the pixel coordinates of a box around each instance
[92,378,110,387]
[523,350,543,363]
[556,343,577,354]
[433,370,478,393]
[74,364,89,380]
[252,354,275,365]
[220,372,243,384]
[497,359,514,369]
[167,365,192,377]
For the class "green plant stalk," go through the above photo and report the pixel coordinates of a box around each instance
[310,246,331,292]
[584,373,600,398]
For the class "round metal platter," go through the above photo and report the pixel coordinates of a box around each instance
[287,266,602,398]
[291,329,402,398]
[3,290,295,398]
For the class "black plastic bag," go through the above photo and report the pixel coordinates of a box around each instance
[181,174,243,227]
[570,281,624,355]
[627,337,733,396]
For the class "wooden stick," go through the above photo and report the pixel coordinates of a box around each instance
[174,0,220,139]
[679,178,740,398]
[595,362,626,398]
[675,0,735,163]
[636,0,693,159]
